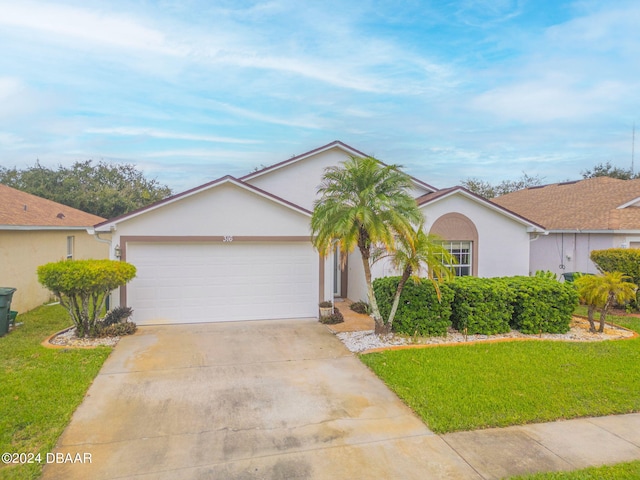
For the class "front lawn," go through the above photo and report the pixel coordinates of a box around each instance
[0,304,111,480]
[361,326,640,434]
[573,305,640,334]
[511,460,640,479]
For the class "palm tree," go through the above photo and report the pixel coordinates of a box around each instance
[575,272,637,333]
[574,274,600,332]
[311,156,422,334]
[381,223,455,330]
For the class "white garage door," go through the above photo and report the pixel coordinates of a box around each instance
[126,242,319,325]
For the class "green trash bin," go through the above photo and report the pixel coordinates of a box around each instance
[0,287,17,336]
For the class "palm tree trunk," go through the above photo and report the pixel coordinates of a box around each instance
[599,294,614,333]
[587,304,597,333]
[359,246,388,335]
[387,268,411,332]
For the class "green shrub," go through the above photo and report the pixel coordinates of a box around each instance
[591,248,640,308]
[591,249,640,282]
[534,270,557,280]
[350,300,371,315]
[505,276,578,334]
[449,277,514,335]
[102,306,134,326]
[373,277,454,336]
[95,322,137,337]
[37,259,137,338]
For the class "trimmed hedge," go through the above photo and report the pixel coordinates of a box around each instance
[449,277,514,335]
[591,249,640,283]
[591,249,640,308]
[374,275,580,337]
[373,277,454,336]
[505,276,578,334]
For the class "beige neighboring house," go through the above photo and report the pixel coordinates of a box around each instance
[0,184,109,312]
[494,176,640,278]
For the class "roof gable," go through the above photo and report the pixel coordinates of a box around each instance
[95,176,310,232]
[493,176,640,231]
[418,186,544,231]
[241,140,438,196]
[0,184,104,229]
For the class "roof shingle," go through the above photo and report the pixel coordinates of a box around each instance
[493,177,640,231]
[0,184,105,227]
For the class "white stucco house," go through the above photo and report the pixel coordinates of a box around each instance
[494,176,640,278]
[93,141,544,325]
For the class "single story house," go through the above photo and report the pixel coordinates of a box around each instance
[94,141,544,325]
[493,176,640,278]
[0,184,109,312]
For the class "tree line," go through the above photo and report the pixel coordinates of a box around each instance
[0,160,172,219]
[461,161,640,199]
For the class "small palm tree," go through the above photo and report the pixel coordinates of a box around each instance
[311,155,422,334]
[381,223,455,330]
[575,272,637,333]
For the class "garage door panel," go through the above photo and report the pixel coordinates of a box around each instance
[126,242,318,324]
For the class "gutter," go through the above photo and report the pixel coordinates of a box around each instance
[0,225,93,231]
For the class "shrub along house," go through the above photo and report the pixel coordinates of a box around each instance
[0,184,108,312]
[93,141,544,325]
[493,176,640,278]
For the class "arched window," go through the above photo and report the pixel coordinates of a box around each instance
[429,213,479,276]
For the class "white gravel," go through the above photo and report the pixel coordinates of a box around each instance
[336,318,635,353]
[48,327,120,347]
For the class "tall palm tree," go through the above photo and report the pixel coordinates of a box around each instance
[311,156,422,334]
[382,224,455,331]
[575,271,637,333]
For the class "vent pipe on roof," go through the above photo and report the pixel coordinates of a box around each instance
[23,205,27,211]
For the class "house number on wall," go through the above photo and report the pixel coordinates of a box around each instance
[223,236,234,242]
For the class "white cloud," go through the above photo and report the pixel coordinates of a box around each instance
[85,127,260,144]
[472,76,625,122]
[0,1,180,54]
[0,77,24,101]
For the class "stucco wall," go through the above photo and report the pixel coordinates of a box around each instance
[246,147,432,212]
[0,230,109,312]
[530,233,615,278]
[245,148,352,211]
[422,195,531,277]
[114,182,312,239]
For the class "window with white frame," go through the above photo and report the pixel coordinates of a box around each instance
[66,236,75,259]
[441,241,472,276]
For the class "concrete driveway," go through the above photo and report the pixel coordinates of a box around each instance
[42,319,479,479]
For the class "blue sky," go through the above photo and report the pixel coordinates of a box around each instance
[1,0,639,192]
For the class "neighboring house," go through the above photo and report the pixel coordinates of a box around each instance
[94,141,544,325]
[493,176,640,278]
[0,184,109,313]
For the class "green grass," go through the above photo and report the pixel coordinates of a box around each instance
[0,305,111,480]
[510,460,640,479]
[360,334,640,434]
[573,305,640,334]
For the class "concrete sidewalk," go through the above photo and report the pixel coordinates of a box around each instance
[443,413,640,479]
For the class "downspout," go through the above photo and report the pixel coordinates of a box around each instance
[529,230,549,242]
[87,226,117,259]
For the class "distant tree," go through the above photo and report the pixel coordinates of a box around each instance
[0,160,172,219]
[581,161,640,180]
[460,172,545,199]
